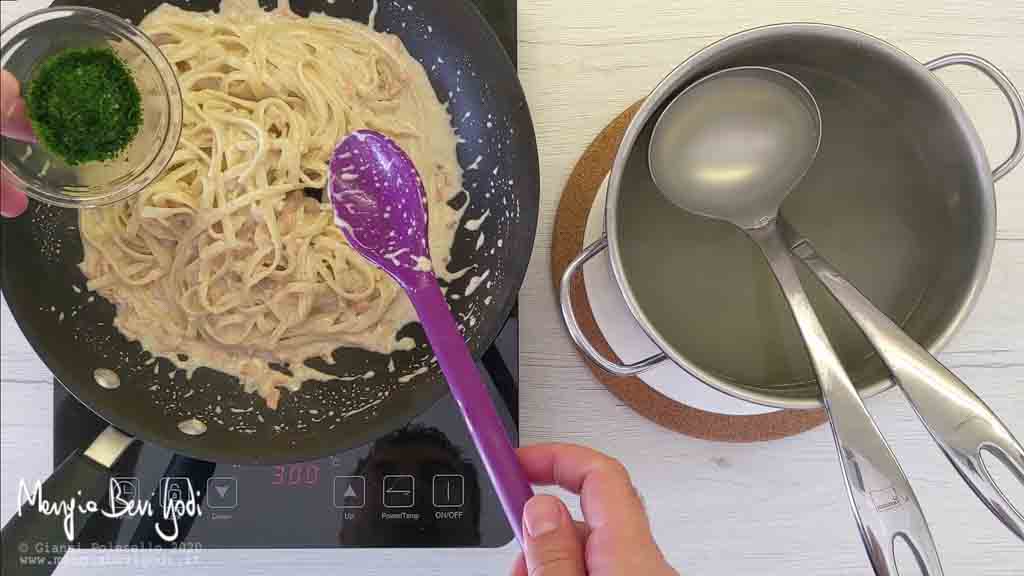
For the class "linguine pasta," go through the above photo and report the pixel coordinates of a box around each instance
[78,0,464,408]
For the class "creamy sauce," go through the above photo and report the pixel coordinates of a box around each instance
[368,0,379,28]
[398,365,428,384]
[464,270,490,297]
[413,256,433,272]
[465,209,489,231]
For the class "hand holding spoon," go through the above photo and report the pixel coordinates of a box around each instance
[649,67,942,575]
[328,130,533,545]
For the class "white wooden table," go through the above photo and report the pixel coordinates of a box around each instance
[3,0,1023,574]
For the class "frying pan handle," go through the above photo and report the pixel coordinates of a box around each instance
[129,455,217,547]
[1,427,134,576]
[926,53,1024,182]
[559,235,667,376]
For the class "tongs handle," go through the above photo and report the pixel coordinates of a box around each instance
[782,220,1024,542]
[751,222,943,576]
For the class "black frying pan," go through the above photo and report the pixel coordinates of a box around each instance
[0,0,537,571]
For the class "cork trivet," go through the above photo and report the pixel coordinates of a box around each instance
[551,102,827,442]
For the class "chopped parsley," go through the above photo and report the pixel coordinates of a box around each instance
[25,46,143,166]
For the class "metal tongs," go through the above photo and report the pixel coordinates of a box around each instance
[780,218,1024,543]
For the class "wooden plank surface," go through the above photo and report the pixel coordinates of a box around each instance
[2,0,1022,573]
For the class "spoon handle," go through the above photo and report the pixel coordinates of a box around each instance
[748,222,943,576]
[408,281,533,545]
[780,219,1024,542]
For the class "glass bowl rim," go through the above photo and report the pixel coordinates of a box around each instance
[0,5,183,208]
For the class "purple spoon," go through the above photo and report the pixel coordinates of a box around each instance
[328,130,533,545]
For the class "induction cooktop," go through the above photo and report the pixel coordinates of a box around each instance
[51,0,520,550]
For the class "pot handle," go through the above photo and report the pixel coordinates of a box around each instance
[926,53,1024,182]
[559,234,667,376]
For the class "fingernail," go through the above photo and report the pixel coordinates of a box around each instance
[524,495,563,538]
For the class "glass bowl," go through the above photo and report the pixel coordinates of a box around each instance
[0,6,181,208]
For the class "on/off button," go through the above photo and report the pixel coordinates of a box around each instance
[432,475,464,508]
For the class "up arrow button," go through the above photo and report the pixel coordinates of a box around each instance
[333,476,366,509]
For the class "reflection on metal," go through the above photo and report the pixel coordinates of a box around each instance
[93,368,121,389]
[178,418,208,436]
[782,219,1024,542]
[648,64,943,575]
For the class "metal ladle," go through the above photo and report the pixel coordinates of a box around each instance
[653,64,1024,544]
[649,67,943,576]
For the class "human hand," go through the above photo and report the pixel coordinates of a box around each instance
[1,69,31,217]
[511,443,679,576]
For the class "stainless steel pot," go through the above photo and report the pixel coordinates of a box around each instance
[561,23,1024,410]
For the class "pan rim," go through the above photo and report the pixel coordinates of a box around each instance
[1,0,538,466]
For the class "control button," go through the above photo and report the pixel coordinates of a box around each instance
[383,475,415,508]
[333,476,366,509]
[433,474,464,508]
[160,477,197,508]
[206,477,238,509]
[111,477,139,501]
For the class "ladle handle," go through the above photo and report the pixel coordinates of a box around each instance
[748,222,943,576]
[559,235,667,375]
[926,53,1024,181]
[781,220,1024,542]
